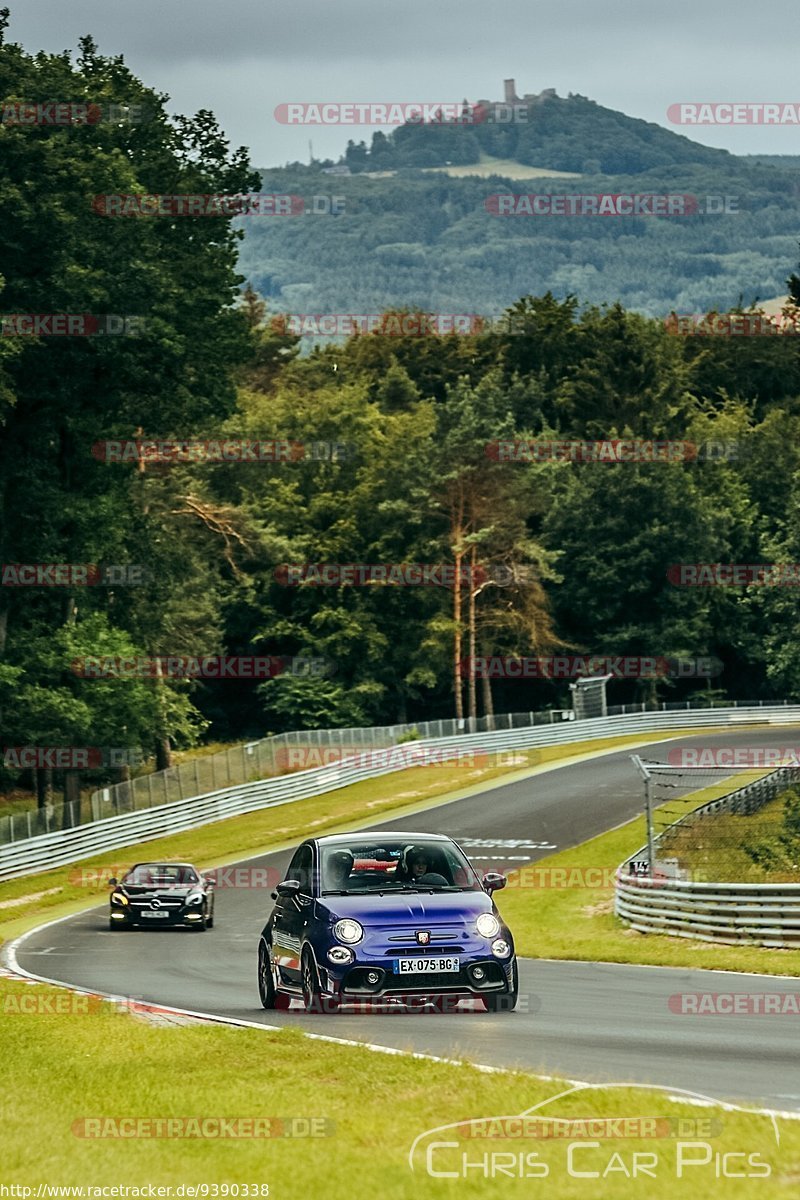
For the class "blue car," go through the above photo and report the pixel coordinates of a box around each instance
[257,832,518,1013]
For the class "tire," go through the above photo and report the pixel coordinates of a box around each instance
[301,947,338,1014]
[483,960,519,1013]
[258,939,277,1009]
[190,906,208,930]
[206,908,214,929]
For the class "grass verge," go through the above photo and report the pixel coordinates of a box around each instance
[3,726,800,1194]
[2,970,799,1195]
[0,728,717,940]
[496,775,800,975]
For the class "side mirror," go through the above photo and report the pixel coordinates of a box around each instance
[275,879,301,898]
[482,871,506,894]
[202,873,216,887]
[107,878,118,887]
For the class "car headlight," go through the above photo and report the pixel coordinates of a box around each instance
[110,892,129,907]
[476,913,500,938]
[492,939,511,958]
[333,918,364,945]
[186,893,204,906]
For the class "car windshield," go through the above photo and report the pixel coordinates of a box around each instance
[319,838,482,894]
[121,864,199,887]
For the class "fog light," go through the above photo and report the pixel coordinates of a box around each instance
[110,912,125,920]
[492,939,511,957]
[328,946,353,965]
[186,912,201,920]
[366,971,380,984]
[472,966,486,980]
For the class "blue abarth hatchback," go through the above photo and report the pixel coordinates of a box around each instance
[257,832,518,1013]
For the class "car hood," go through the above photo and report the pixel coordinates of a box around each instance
[119,885,196,898]
[322,890,495,926]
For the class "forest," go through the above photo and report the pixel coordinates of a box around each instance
[2,22,800,802]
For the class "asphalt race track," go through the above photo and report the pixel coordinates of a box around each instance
[11,728,800,1113]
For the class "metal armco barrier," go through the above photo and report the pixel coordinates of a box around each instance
[3,703,800,882]
[616,765,800,947]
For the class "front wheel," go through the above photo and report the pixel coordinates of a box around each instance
[258,939,277,1009]
[483,960,518,1013]
[301,948,338,1014]
[191,906,208,931]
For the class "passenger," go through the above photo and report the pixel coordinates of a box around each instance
[324,849,355,890]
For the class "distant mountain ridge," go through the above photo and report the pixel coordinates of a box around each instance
[241,84,800,320]
[334,80,733,176]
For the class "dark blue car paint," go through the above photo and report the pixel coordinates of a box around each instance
[257,833,518,1011]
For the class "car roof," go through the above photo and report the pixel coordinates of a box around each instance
[313,832,451,846]
[127,861,198,870]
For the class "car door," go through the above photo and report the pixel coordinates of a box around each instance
[271,843,314,985]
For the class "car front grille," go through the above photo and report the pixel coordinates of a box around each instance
[385,932,461,944]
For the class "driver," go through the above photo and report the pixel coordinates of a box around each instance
[397,845,431,882]
[324,849,355,890]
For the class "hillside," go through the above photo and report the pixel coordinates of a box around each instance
[240,89,800,321]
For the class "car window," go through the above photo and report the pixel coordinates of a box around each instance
[284,844,313,892]
[122,864,198,886]
[319,839,481,893]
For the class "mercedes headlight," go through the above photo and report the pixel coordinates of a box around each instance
[476,913,500,938]
[333,918,364,945]
[186,892,204,906]
[110,892,129,907]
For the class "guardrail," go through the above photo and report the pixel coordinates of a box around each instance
[615,765,800,947]
[2,697,795,848]
[3,702,800,882]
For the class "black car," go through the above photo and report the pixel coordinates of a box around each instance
[108,862,215,931]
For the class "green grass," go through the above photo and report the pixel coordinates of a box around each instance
[659,792,800,883]
[0,728,714,938]
[422,153,582,179]
[2,971,800,1195]
[495,775,800,975]
[4,726,800,1195]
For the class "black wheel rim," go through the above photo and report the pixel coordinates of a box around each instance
[302,959,314,1003]
[259,944,271,1001]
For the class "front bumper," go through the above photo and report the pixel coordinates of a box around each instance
[110,907,205,927]
[316,948,516,1000]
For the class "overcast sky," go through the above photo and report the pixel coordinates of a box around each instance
[7,1,800,166]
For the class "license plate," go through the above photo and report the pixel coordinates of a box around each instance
[394,957,460,974]
[141,910,170,919]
